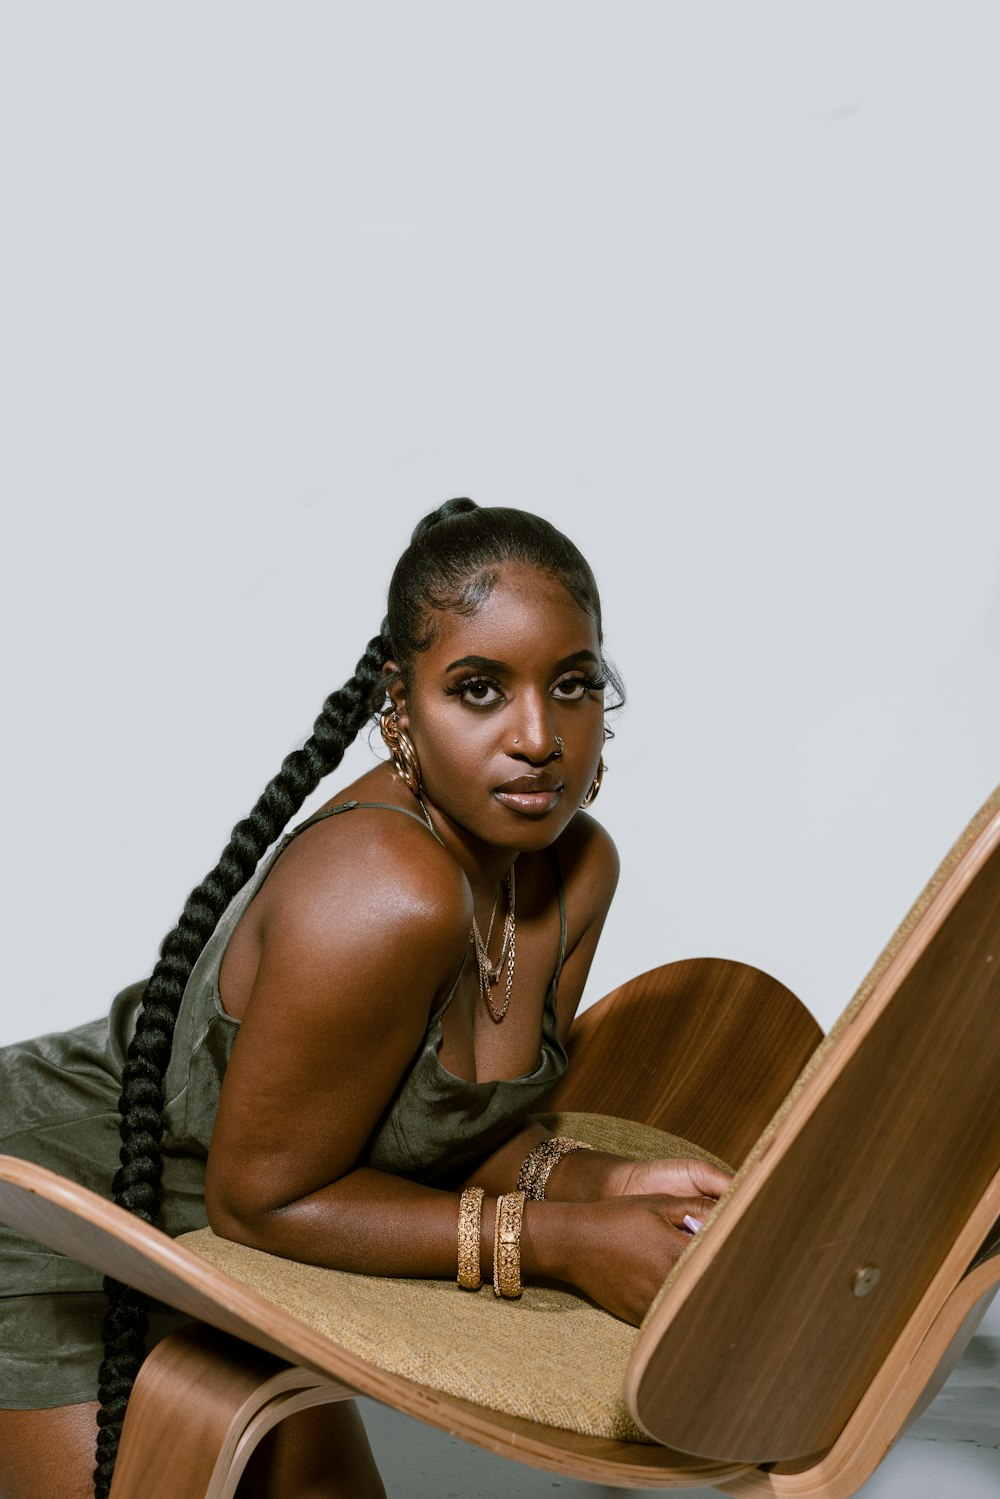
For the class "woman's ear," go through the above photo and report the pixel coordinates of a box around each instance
[382,662,411,727]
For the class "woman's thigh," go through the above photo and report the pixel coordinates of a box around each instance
[0,1399,387,1499]
[0,1403,99,1499]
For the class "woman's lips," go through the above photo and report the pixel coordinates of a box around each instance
[493,775,563,816]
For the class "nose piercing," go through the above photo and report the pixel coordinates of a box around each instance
[513,735,563,756]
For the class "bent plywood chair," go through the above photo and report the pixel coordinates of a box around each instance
[1,786,999,1498]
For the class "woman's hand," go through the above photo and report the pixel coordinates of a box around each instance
[603,1154,733,1205]
[554,1194,715,1326]
[534,1154,733,1324]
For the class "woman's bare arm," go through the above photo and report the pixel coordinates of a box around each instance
[205,815,471,1250]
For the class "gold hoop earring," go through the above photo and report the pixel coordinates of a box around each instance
[580,756,605,808]
[379,708,422,797]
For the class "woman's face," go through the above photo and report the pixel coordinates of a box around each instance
[392,562,606,852]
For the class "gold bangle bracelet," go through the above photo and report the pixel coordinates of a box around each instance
[493,1190,525,1299]
[516,1137,594,1201]
[457,1187,485,1291]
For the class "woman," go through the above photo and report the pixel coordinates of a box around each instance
[0,500,730,1499]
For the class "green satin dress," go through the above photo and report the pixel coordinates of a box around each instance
[0,801,568,1408]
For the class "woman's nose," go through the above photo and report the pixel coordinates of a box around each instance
[509,700,559,761]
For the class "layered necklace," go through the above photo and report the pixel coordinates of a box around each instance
[417,797,517,1023]
[471,865,516,1023]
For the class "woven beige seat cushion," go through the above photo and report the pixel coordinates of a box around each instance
[179,1112,729,1443]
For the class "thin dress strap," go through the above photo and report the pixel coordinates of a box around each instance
[291,799,445,845]
[547,844,568,992]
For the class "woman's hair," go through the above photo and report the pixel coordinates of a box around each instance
[93,498,620,1496]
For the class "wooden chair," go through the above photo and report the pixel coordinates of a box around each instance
[2,787,999,1498]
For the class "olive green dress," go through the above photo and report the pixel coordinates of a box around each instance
[0,801,568,1409]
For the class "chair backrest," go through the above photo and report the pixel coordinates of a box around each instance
[627,786,1000,1464]
[548,956,822,1166]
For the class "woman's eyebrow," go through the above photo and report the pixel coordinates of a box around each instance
[552,649,601,673]
[445,654,508,674]
[443,649,600,674]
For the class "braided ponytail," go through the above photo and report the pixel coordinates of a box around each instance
[92,626,391,1498]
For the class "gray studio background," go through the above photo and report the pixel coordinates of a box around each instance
[2,5,999,1491]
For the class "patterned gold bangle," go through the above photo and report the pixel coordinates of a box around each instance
[493,1190,525,1299]
[516,1137,594,1201]
[457,1187,485,1290]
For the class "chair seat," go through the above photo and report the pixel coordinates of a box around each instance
[179,1111,728,1444]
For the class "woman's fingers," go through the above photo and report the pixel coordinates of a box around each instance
[616,1156,733,1202]
[661,1194,720,1232]
[684,1160,733,1199]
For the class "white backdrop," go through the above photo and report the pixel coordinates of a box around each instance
[2,2,998,1052]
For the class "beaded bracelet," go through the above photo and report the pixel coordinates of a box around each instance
[457,1187,485,1290]
[493,1190,525,1299]
[516,1136,593,1201]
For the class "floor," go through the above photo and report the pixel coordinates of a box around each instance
[359,1315,1000,1499]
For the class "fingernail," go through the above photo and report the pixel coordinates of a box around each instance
[682,1214,704,1234]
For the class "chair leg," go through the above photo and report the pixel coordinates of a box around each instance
[108,1323,355,1499]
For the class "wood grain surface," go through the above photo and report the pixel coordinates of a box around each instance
[547,957,822,1165]
[628,807,1000,1464]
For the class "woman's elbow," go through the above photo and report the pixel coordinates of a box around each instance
[203,1157,289,1247]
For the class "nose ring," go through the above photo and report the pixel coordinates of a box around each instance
[512,735,564,756]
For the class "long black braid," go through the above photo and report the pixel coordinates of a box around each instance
[91,497,623,1496]
[92,626,391,1497]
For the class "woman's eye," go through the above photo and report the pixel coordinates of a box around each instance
[553,676,594,701]
[457,678,503,706]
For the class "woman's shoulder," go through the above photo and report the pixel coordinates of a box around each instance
[240,776,469,985]
[269,794,470,927]
[538,811,620,949]
[218,783,472,1035]
[553,810,620,890]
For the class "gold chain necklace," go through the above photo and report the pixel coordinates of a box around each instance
[472,866,516,1023]
[472,867,515,980]
[417,798,516,1023]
